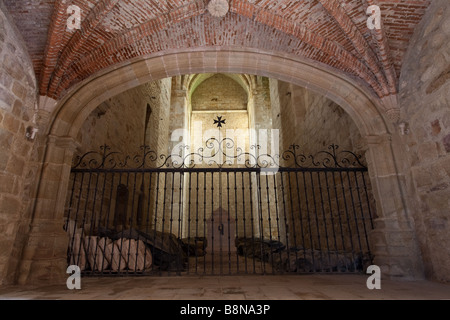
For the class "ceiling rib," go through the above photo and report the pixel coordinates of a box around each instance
[317,0,390,96]
[363,0,398,93]
[47,0,121,98]
[39,0,68,95]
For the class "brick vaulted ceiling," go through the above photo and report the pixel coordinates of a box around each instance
[3,0,430,101]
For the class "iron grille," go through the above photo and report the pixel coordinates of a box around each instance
[65,138,375,276]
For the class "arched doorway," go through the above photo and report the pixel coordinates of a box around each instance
[19,48,423,284]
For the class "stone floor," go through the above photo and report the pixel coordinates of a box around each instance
[0,274,449,300]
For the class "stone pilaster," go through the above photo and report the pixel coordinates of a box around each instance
[381,94,400,124]
[18,135,79,285]
[364,134,424,280]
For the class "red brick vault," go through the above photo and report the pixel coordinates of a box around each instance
[4,0,429,119]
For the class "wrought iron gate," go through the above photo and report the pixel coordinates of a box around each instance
[65,138,375,276]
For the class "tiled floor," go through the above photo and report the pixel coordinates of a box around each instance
[0,274,449,300]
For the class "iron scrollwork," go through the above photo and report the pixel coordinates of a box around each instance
[281,144,366,169]
[71,138,367,170]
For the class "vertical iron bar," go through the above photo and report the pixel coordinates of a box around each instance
[111,172,123,273]
[67,172,80,267]
[324,172,339,267]
[125,172,138,275]
[361,171,375,273]
[120,172,136,275]
[92,172,108,274]
[203,172,207,275]
[211,172,215,275]
[272,172,282,275]
[219,171,223,276]
[256,171,265,274]
[264,173,274,274]
[117,172,130,274]
[78,171,93,270]
[287,171,300,271]
[81,171,96,276]
[354,171,372,265]
[102,172,116,275]
[187,171,192,275]
[331,171,347,271]
[195,172,200,275]
[224,172,230,274]
[241,171,248,274]
[338,171,356,271]
[279,171,291,273]
[361,173,374,229]
[317,171,332,271]
[160,172,168,275]
[346,171,363,262]
[248,171,256,274]
[301,172,315,272]
[294,171,307,271]
[226,172,232,274]
[168,172,177,274]
[178,171,184,273]
[144,171,153,273]
[65,171,77,234]
[91,172,106,272]
[234,171,239,274]
[153,171,161,276]
[308,171,323,272]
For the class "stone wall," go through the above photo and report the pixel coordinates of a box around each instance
[77,88,146,154]
[67,79,173,239]
[0,2,38,285]
[191,74,248,111]
[145,78,172,156]
[271,80,365,156]
[180,75,278,241]
[398,0,450,282]
[270,79,376,256]
[76,78,173,156]
[186,75,252,238]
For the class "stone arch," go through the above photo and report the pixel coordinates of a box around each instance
[49,48,388,139]
[187,73,252,99]
[19,47,424,284]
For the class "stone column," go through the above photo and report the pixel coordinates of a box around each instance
[18,135,79,285]
[365,134,424,280]
[169,87,190,237]
[169,85,189,153]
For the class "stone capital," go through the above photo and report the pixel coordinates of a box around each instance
[363,134,392,146]
[35,109,52,129]
[381,94,400,123]
[38,95,58,113]
[47,135,80,152]
[173,89,187,98]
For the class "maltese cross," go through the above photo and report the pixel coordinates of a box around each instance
[213,116,226,128]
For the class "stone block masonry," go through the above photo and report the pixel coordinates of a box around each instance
[398,0,450,282]
[0,1,39,285]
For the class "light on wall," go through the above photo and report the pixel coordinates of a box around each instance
[207,0,229,18]
[26,126,39,141]
[26,101,41,141]
[398,121,409,135]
